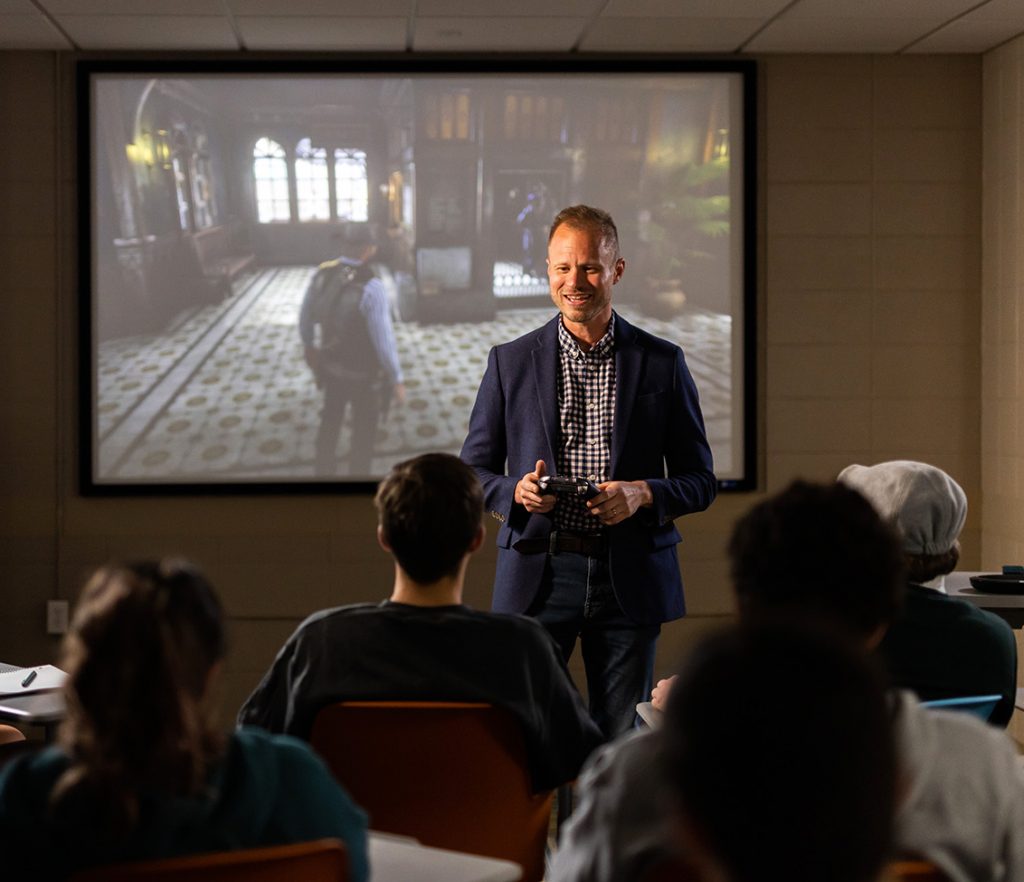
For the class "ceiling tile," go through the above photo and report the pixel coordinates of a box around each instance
[238,16,408,50]
[747,16,936,52]
[907,19,1024,53]
[10,0,1022,54]
[413,16,586,50]
[782,0,980,19]
[959,0,1024,27]
[417,0,601,15]
[228,0,412,15]
[967,0,1024,20]
[57,15,238,49]
[0,13,70,48]
[580,16,761,51]
[40,0,222,13]
[600,0,788,18]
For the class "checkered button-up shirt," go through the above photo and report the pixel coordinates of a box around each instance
[555,315,616,534]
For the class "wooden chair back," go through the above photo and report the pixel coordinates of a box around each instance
[311,701,552,882]
[885,860,951,881]
[69,838,348,882]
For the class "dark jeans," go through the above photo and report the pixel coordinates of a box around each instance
[316,376,378,476]
[529,550,660,739]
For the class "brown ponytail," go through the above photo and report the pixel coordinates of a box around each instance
[50,559,227,838]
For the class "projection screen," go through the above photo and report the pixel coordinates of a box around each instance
[79,57,755,493]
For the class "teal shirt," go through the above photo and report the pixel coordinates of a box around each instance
[879,583,1018,727]
[0,727,369,880]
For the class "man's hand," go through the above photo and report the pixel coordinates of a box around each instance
[587,480,653,525]
[514,460,556,514]
[651,675,677,711]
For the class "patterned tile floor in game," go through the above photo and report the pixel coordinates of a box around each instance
[96,267,733,482]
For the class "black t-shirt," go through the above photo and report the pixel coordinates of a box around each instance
[238,601,603,790]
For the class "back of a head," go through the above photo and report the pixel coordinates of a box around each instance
[728,480,905,639]
[662,624,896,882]
[838,460,967,582]
[335,222,380,260]
[375,452,483,584]
[53,559,226,836]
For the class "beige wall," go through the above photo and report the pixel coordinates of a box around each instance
[0,52,983,722]
[982,39,1024,569]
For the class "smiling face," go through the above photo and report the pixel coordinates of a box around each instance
[547,223,625,347]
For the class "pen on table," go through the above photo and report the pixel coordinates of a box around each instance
[21,669,37,689]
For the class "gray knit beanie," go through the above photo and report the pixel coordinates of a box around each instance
[837,460,966,556]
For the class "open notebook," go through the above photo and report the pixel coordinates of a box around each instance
[0,665,66,696]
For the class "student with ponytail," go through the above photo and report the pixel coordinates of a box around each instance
[0,559,369,879]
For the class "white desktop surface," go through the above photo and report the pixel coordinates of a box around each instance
[369,832,522,882]
[946,571,1024,608]
[0,662,65,727]
[0,689,65,725]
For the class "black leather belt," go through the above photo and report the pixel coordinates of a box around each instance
[514,531,607,556]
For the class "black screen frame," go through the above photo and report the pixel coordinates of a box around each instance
[77,53,757,497]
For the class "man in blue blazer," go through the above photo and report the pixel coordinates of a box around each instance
[461,205,716,736]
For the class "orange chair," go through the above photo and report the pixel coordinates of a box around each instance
[69,838,348,882]
[311,701,553,882]
[887,860,950,881]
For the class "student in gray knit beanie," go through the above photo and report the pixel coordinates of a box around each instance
[838,460,966,585]
[838,459,1017,727]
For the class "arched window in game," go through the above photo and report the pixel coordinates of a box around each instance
[253,137,290,223]
[334,148,368,221]
[295,137,330,222]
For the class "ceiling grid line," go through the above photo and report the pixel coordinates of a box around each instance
[3,0,1024,54]
[897,0,997,53]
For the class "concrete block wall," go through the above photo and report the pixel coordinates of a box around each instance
[0,51,984,723]
[982,39,1024,571]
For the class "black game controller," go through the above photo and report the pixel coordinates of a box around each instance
[537,475,601,500]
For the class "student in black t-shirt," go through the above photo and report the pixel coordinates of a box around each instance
[239,452,603,791]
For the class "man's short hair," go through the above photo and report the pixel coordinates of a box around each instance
[328,222,379,259]
[375,452,483,584]
[548,204,620,258]
[662,623,896,882]
[728,480,905,638]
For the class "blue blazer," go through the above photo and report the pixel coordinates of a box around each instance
[461,313,716,626]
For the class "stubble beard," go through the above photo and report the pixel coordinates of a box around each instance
[557,288,608,326]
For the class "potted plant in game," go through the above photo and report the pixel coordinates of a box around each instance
[640,157,730,317]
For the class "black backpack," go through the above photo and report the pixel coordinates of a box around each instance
[310,261,379,379]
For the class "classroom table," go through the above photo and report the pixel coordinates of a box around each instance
[369,831,522,882]
[0,662,66,740]
[946,571,1024,628]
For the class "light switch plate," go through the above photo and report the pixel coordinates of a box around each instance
[46,600,68,635]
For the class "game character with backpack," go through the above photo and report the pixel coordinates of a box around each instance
[298,224,405,477]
